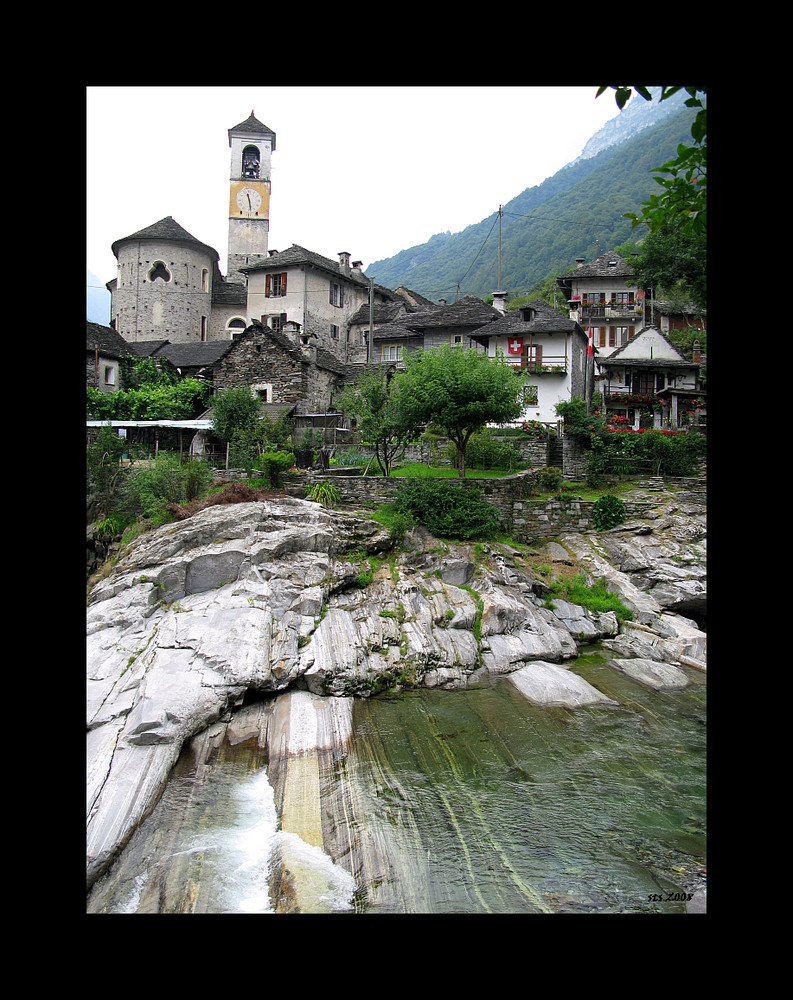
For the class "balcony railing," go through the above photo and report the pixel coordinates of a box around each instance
[521,354,567,374]
[579,304,642,320]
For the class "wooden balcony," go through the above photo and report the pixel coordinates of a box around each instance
[520,353,567,374]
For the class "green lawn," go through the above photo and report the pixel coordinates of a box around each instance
[386,462,522,479]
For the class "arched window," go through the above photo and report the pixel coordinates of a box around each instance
[242,145,260,179]
[201,268,209,292]
[227,317,247,339]
[148,261,171,283]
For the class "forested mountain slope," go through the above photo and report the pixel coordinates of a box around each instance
[366,106,697,303]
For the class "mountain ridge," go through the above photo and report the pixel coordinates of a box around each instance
[366,92,696,302]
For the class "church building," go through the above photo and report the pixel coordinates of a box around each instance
[105,111,396,366]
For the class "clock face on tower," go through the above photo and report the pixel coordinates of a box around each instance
[236,187,263,216]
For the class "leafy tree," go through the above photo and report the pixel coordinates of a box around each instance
[629,218,706,309]
[337,367,416,476]
[86,424,126,519]
[211,386,262,441]
[396,345,526,478]
[119,355,179,391]
[598,86,706,236]
[86,356,209,420]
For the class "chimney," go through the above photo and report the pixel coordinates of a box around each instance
[692,340,701,364]
[338,251,351,274]
[352,260,363,274]
[267,249,279,257]
[282,319,303,347]
[492,290,508,314]
[575,257,586,267]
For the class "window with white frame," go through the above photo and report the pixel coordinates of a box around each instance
[329,282,344,307]
[227,317,247,339]
[382,344,402,361]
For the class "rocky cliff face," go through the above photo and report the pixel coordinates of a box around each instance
[86,488,705,889]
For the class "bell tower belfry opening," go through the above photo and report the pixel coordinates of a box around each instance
[227,110,276,284]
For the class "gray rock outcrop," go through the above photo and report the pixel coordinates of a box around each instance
[86,489,706,890]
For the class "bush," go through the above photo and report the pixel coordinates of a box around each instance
[86,425,127,516]
[394,479,501,540]
[592,494,626,531]
[447,428,523,471]
[258,450,295,487]
[538,466,563,491]
[115,454,213,523]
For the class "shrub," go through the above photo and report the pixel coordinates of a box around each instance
[592,494,626,531]
[182,458,214,500]
[86,425,127,516]
[394,479,501,540]
[447,428,523,471]
[306,482,342,507]
[258,450,295,487]
[538,466,563,491]
[115,454,212,522]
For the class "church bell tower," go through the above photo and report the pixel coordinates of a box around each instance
[227,111,276,283]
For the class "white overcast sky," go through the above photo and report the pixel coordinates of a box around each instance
[86,85,622,286]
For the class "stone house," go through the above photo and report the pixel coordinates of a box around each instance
[557,251,646,361]
[211,320,346,413]
[346,286,439,366]
[86,321,136,393]
[242,245,397,363]
[469,299,590,424]
[596,325,704,429]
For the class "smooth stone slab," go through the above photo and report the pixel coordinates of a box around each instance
[508,661,617,708]
[610,657,689,689]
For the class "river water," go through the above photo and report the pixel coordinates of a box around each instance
[86,646,705,914]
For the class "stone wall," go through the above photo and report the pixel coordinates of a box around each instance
[284,468,598,543]
[563,434,588,480]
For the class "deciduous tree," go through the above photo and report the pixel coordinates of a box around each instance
[396,346,526,478]
[337,367,415,476]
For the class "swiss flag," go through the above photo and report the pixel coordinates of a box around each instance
[587,326,594,358]
[508,337,523,355]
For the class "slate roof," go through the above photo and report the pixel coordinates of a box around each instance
[111,216,221,263]
[149,341,237,369]
[402,294,501,331]
[598,326,697,368]
[348,301,407,326]
[211,279,247,306]
[372,322,424,341]
[241,244,373,290]
[228,112,276,149]
[86,321,137,358]
[472,299,585,341]
[559,251,634,280]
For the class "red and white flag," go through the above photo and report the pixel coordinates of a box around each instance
[508,337,523,355]
[587,326,594,358]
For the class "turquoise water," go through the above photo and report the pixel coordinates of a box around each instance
[86,649,705,914]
